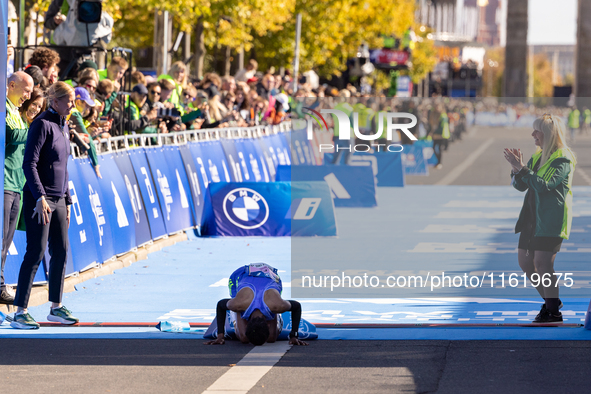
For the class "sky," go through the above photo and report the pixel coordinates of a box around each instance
[527,0,577,45]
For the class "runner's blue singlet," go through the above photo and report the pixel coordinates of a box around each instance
[228,263,283,320]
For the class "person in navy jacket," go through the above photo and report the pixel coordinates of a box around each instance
[11,82,79,329]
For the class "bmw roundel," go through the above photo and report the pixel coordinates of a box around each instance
[222,188,269,229]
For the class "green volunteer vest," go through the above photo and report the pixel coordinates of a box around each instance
[568,110,580,128]
[332,102,353,138]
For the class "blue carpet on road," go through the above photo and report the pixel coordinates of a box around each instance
[2,186,590,340]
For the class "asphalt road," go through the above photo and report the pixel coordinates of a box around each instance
[5,125,591,393]
[406,125,591,186]
[2,339,591,393]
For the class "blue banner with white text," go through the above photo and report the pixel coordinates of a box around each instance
[144,147,195,233]
[127,148,168,240]
[401,144,428,175]
[276,165,377,207]
[113,151,153,246]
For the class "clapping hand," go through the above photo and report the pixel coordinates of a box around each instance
[504,148,524,173]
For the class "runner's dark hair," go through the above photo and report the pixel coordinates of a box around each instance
[246,316,269,346]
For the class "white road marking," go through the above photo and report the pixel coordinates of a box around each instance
[420,224,513,233]
[202,342,291,394]
[443,200,522,208]
[435,138,495,185]
[435,211,519,219]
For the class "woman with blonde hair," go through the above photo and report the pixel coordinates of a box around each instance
[504,114,576,323]
[12,82,79,329]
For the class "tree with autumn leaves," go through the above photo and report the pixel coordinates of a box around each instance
[20,0,436,83]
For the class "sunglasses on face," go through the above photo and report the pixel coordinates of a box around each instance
[85,84,96,90]
[150,90,161,95]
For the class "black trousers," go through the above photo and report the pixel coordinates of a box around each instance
[433,139,445,164]
[14,192,69,308]
[1,191,21,287]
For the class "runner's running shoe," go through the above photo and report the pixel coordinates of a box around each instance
[534,300,563,322]
[10,313,40,329]
[47,306,79,325]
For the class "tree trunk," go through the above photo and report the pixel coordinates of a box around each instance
[503,0,528,98]
[575,0,591,98]
[184,30,191,76]
[194,17,205,79]
[224,46,231,76]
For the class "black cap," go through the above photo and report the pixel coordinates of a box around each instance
[132,84,149,95]
[79,60,98,71]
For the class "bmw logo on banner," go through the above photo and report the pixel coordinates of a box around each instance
[203,182,291,236]
[222,188,269,230]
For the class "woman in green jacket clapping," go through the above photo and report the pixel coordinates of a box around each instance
[504,114,576,323]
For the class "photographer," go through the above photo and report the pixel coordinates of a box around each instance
[110,84,158,136]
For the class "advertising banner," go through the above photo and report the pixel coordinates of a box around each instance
[350,152,405,187]
[66,157,102,271]
[187,141,233,184]
[75,157,115,263]
[161,146,197,226]
[401,144,428,175]
[127,148,168,240]
[113,151,153,246]
[202,182,292,236]
[178,145,207,229]
[220,139,248,182]
[276,165,377,207]
[4,231,47,285]
[232,139,271,182]
[290,181,337,236]
[93,154,136,256]
[289,129,316,165]
[144,147,195,233]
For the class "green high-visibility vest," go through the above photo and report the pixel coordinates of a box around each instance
[332,102,353,138]
[584,109,591,124]
[358,107,374,129]
[438,113,450,139]
[370,111,389,140]
[568,109,580,128]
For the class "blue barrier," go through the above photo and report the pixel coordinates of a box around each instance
[414,140,437,167]
[290,129,316,165]
[349,153,405,187]
[67,157,102,271]
[290,182,337,236]
[260,134,291,174]
[402,144,428,175]
[220,139,247,182]
[76,157,116,262]
[188,141,232,184]
[276,165,377,207]
[4,231,47,285]
[232,139,271,182]
[95,154,137,256]
[178,145,208,230]
[256,136,278,180]
[113,151,153,246]
[127,148,168,240]
[161,146,198,226]
[202,182,292,236]
[144,147,195,233]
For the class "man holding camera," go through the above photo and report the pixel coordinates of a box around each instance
[2,72,35,303]
[111,84,158,136]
